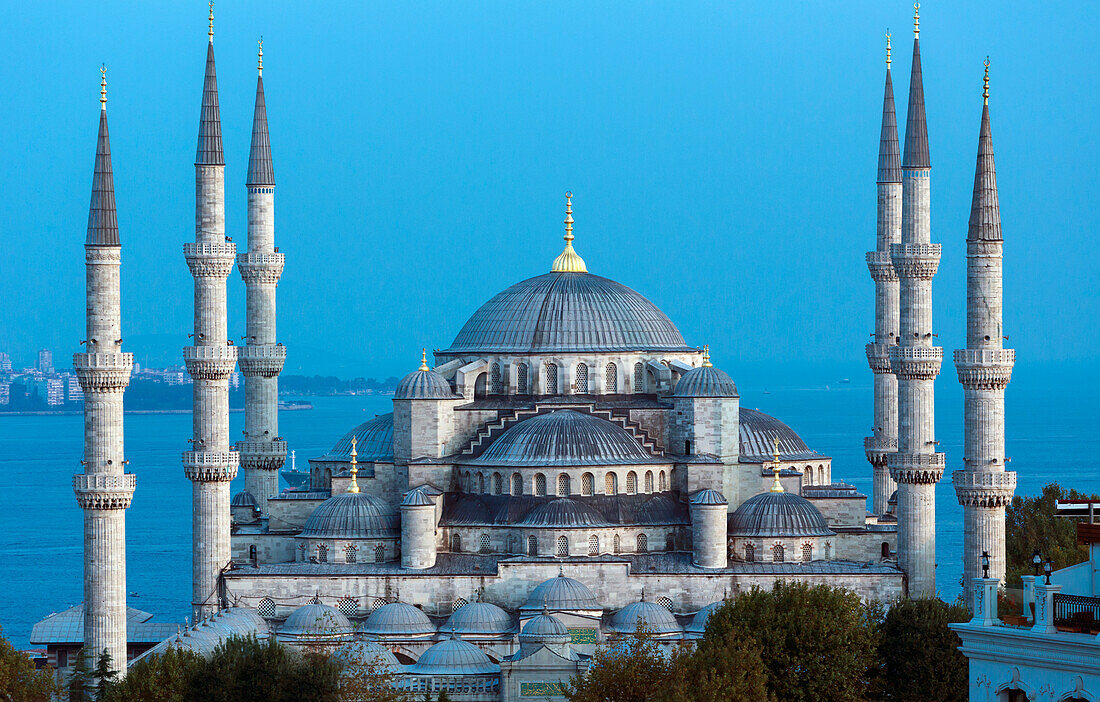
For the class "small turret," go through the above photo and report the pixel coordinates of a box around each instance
[400,488,436,569]
[689,489,728,568]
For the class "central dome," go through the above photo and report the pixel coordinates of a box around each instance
[442,272,692,354]
[468,410,657,467]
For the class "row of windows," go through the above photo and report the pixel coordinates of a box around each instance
[483,361,651,396]
[451,532,671,556]
[800,465,829,485]
[302,543,387,564]
[463,469,669,496]
[742,542,830,563]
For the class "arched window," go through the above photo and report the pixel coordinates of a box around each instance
[478,473,485,493]
[464,471,471,491]
[516,363,528,394]
[773,543,784,562]
[656,596,673,611]
[613,534,621,554]
[802,543,813,562]
[818,465,825,484]
[636,533,648,553]
[556,535,569,557]
[490,363,503,394]
[633,362,645,393]
[511,472,523,496]
[644,471,654,493]
[534,473,547,496]
[374,545,385,563]
[626,471,637,495]
[344,544,358,563]
[745,543,755,562]
[824,541,832,559]
[605,362,618,393]
[451,598,468,612]
[318,544,328,563]
[557,473,570,497]
[338,597,359,617]
[474,373,487,399]
[257,597,276,618]
[492,473,502,495]
[479,534,491,553]
[527,535,538,557]
[804,466,812,485]
[508,535,519,553]
[588,535,599,555]
[299,543,307,561]
[881,542,891,559]
[665,533,675,551]
[659,471,667,491]
[544,363,558,394]
[249,544,257,562]
[451,533,462,553]
[581,472,594,496]
[605,472,617,495]
[575,363,589,393]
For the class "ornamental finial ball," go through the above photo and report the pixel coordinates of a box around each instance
[419,348,429,372]
[100,64,107,109]
[913,3,920,38]
[258,37,264,75]
[886,30,891,67]
[208,1,214,41]
[983,57,990,104]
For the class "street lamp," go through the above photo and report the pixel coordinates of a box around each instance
[1043,558,1053,585]
[1032,550,1042,576]
[981,551,990,579]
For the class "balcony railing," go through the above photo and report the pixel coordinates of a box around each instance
[1053,593,1100,634]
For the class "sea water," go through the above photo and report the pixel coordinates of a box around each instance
[1,374,1096,649]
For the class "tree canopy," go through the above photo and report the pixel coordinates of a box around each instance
[1006,482,1098,586]
[875,597,969,702]
[0,626,64,702]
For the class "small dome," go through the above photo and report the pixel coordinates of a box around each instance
[401,488,434,507]
[611,600,682,635]
[519,612,570,647]
[231,490,258,507]
[361,602,436,637]
[301,492,399,539]
[395,365,454,400]
[408,636,499,675]
[522,574,601,612]
[470,410,656,467]
[520,498,610,527]
[674,365,739,398]
[739,408,825,462]
[319,413,394,462]
[333,640,401,673]
[689,489,728,506]
[279,603,354,641]
[685,602,721,637]
[728,491,834,538]
[446,601,514,637]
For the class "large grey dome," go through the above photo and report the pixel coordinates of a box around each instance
[278,603,354,642]
[443,271,693,354]
[674,365,739,398]
[469,410,657,467]
[611,600,682,635]
[446,601,515,637]
[408,636,499,675]
[739,408,826,462]
[300,492,398,539]
[317,413,394,462]
[522,574,601,612]
[361,602,436,637]
[728,491,834,538]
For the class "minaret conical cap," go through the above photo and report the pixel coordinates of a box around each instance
[87,68,119,247]
[195,41,225,165]
[877,35,901,183]
[246,61,275,186]
[968,63,1001,242]
[902,24,930,169]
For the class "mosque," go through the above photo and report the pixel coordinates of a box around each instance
[37,4,1019,699]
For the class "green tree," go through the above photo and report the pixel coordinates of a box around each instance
[93,649,119,697]
[335,645,407,702]
[659,636,770,702]
[100,646,204,702]
[875,598,969,702]
[67,651,94,702]
[189,635,341,702]
[0,626,65,702]
[565,626,674,702]
[1006,483,1098,586]
[702,581,881,702]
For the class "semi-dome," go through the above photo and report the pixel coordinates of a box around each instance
[407,635,499,675]
[231,490,258,507]
[469,410,657,467]
[300,492,398,539]
[728,491,835,538]
[522,573,601,612]
[333,640,401,673]
[674,363,739,398]
[610,600,682,635]
[278,603,354,642]
[685,602,721,638]
[317,413,394,462]
[689,489,727,506]
[442,271,693,355]
[446,600,515,637]
[519,611,571,647]
[739,408,826,462]
[519,498,610,527]
[361,602,436,637]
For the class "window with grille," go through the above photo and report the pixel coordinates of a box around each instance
[528,535,538,556]
[575,363,588,393]
[257,598,276,618]
[490,363,503,394]
[375,545,385,562]
[452,598,468,612]
[745,544,755,562]
[535,473,547,496]
[479,534,491,553]
[512,473,523,496]
[659,472,666,491]
[636,533,648,552]
[451,534,462,552]
[318,544,328,563]
[492,473,502,495]
[633,362,645,393]
[588,535,599,555]
[773,544,784,562]
[344,544,357,563]
[581,473,594,496]
[824,542,832,559]
[338,597,358,617]
[626,472,637,495]
[556,535,569,557]
[368,598,385,613]
[544,363,558,394]
[656,596,673,611]
[478,473,485,493]
[644,471,653,493]
[665,533,675,551]
[605,472,617,495]
[605,362,618,392]
[802,543,813,562]
[613,534,621,554]
[517,364,528,394]
[557,473,570,496]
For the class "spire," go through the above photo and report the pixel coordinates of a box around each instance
[419,348,429,372]
[195,5,224,166]
[87,65,119,247]
[878,32,901,183]
[348,435,360,493]
[968,59,1001,243]
[551,191,588,273]
[902,4,930,169]
[702,345,712,367]
[769,438,784,493]
[246,39,275,187]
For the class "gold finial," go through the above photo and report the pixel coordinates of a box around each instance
[551,191,588,273]
[99,64,107,109]
[348,435,360,493]
[208,1,215,42]
[419,348,429,372]
[913,3,920,38]
[886,30,891,67]
[769,438,784,493]
[258,37,263,75]
[983,57,990,105]
[702,345,712,367]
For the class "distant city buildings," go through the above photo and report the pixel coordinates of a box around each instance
[36,348,53,374]
[0,351,11,372]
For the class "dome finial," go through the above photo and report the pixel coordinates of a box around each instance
[257,37,263,75]
[348,435,360,493]
[983,56,990,105]
[208,1,215,42]
[558,563,564,578]
[551,191,588,273]
[769,438,784,493]
[99,64,107,109]
[419,348,429,372]
[702,345,712,367]
[886,29,892,68]
[913,3,919,38]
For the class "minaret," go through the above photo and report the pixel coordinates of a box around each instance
[953,60,1015,605]
[236,39,286,516]
[73,66,135,675]
[887,4,945,597]
[865,31,902,517]
[183,2,238,619]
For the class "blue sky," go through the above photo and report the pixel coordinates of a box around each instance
[4,1,1098,382]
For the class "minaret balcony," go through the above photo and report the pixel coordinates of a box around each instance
[863,436,898,466]
[73,472,136,510]
[865,343,894,373]
[889,243,941,279]
[237,344,286,378]
[886,452,945,485]
[182,450,239,482]
[237,252,285,284]
[954,349,1015,390]
[183,345,238,380]
[73,352,133,391]
[888,346,943,380]
[237,439,289,471]
[952,469,1016,508]
[184,242,237,278]
[865,251,899,282]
